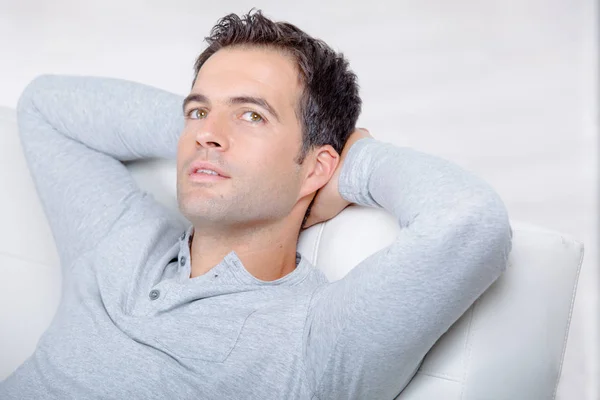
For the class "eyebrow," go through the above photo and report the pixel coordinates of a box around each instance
[182,93,281,122]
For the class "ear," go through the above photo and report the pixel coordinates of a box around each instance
[298,145,339,199]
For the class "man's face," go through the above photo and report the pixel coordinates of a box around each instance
[176,46,308,230]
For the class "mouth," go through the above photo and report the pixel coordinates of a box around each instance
[188,170,229,183]
[187,160,230,181]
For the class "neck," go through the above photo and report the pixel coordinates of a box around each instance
[188,220,301,281]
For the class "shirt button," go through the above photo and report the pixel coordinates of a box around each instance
[180,232,186,241]
[149,289,160,300]
[180,256,186,266]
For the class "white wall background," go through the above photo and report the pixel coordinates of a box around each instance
[1,0,597,398]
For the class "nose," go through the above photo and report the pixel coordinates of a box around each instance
[195,115,230,151]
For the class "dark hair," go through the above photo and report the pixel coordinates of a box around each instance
[193,9,362,228]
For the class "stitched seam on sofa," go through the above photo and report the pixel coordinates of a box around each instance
[460,298,478,400]
[552,244,585,400]
[311,221,327,266]
[416,370,462,383]
[515,226,585,246]
[418,367,461,382]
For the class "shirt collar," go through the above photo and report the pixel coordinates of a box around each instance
[178,224,310,286]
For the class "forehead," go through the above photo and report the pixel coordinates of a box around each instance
[193,47,302,111]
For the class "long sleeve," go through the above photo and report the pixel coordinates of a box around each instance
[303,138,513,399]
[16,74,185,273]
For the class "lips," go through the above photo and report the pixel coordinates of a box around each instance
[187,160,230,178]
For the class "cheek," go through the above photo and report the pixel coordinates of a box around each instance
[267,154,303,192]
[260,143,294,174]
[240,147,290,188]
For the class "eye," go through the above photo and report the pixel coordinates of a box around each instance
[241,111,264,123]
[187,108,207,120]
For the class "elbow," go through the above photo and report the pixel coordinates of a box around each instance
[16,75,62,139]
[471,189,513,275]
[16,74,55,121]
[446,185,513,281]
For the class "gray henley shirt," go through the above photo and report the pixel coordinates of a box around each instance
[0,75,513,400]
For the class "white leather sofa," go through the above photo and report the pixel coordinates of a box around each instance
[0,105,584,399]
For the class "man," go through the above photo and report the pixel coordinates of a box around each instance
[0,9,512,400]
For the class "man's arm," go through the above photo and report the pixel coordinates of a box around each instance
[16,75,184,272]
[303,138,513,399]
